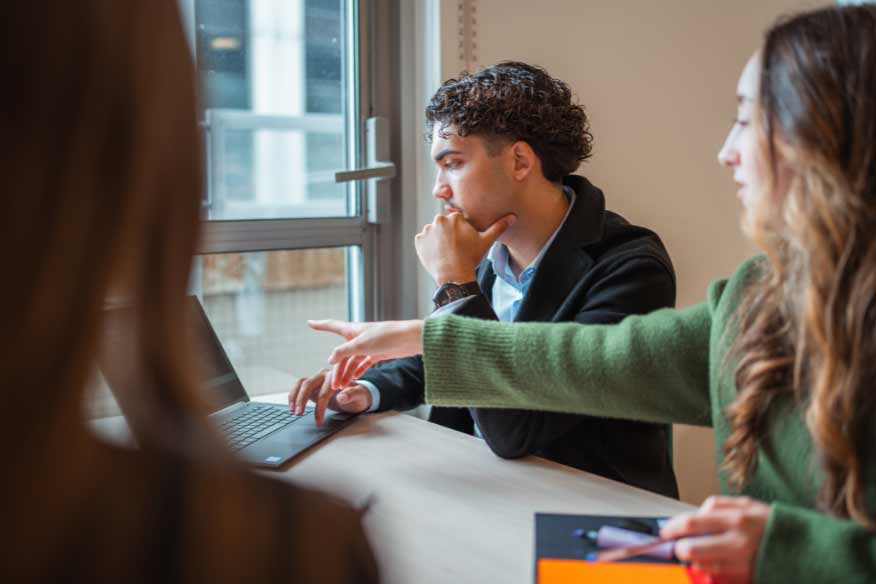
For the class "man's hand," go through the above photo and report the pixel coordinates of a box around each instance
[288,368,373,426]
[660,495,771,584]
[307,319,425,389]
[415,212,516,284]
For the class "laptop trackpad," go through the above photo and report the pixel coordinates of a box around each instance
[243,412,354,467]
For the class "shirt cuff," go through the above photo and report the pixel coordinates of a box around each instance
[430,295,478,317]
[356,379,381,413]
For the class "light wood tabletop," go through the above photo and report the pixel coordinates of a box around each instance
[252,393,695,584]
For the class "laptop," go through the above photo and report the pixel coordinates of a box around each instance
[99,295,356,468]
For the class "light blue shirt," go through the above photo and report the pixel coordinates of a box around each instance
[486,188,575,323]
[360,187,576,412]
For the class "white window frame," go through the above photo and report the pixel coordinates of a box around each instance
[181,0,405,322]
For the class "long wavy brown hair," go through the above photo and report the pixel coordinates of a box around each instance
[724,4,876,527]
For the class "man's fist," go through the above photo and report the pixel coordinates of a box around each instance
[415,211,516,284]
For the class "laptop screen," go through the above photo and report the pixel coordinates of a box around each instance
[100,296,249,415]
[185,296,249,412]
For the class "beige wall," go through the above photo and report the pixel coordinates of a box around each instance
[437,0,827,504]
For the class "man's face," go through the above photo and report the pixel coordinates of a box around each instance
[429,123,516,232]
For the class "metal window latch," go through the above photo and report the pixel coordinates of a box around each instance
[335,117,397,224]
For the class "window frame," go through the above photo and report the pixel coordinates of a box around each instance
[184,0,403,323]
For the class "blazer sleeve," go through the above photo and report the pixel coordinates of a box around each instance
[357,356,426,412]
[467,256,677,459]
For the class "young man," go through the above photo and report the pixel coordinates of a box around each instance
[291,61,678,498]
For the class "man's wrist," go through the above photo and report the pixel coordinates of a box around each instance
[432,280,480,308]
[434,271,477,285]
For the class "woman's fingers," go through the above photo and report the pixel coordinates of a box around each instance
[307,319,360,340]
[674,530,740,563]
[330,360,355,390]
[350,356,373,380]
[661,507,737,540]
[328,320,425,365]
[335,356,360,390]
[661,497,768,584]
[699,495,753,512]
[329,336,375,365]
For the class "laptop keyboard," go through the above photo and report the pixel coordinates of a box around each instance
[218,404,308,451]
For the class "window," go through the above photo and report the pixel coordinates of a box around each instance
[192,249,355,396]
[89,0,402,419]
[189,0,400,395]
[197,0,355,220]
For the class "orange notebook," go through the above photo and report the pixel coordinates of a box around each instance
[538,559,713,584]
[534,513,713,584]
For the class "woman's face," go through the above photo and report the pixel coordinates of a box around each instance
[718,54,771,235]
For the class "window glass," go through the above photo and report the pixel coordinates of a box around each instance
[87,247,353,419]
[196,248,352,396]
[196,0,354,220]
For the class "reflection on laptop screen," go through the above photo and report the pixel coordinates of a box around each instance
[185,296,249,412]
[100,297,249,415]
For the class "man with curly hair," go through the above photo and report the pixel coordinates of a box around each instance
[291,61,678,497]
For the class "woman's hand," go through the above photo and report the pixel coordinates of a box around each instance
[661,495,771,584]
[307,319,425,389]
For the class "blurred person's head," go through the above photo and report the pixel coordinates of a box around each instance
[424,61,592,231]
[0,2,283,581]
[2,0,207,452]
[721,4,876,527]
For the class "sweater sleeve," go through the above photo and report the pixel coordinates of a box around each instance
[756,502,876,583]
[422,278,729,427]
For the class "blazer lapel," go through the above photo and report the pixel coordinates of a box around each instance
[476,255,497,299]
[513,175,605,323]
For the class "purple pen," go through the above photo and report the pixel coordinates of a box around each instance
[588,525,675,560]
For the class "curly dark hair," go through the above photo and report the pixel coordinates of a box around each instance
[424,61,593,182]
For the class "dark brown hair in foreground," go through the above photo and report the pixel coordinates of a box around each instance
[1,2,371,582]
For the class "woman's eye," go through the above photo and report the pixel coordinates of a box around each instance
[734,118,750,128]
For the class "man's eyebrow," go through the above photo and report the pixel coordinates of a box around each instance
[433,149,463,163]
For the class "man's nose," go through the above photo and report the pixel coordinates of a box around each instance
[433,180,451,200]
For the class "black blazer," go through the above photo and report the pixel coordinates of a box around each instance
[360,175,679,498]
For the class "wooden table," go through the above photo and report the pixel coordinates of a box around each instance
[252,393,694,584]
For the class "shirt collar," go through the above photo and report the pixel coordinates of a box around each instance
[487,187,576,286]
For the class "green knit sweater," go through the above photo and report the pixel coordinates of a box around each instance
[423,256,876,583]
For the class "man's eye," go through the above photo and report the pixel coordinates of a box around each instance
[445,160,461,169]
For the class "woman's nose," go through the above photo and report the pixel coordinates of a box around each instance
[718,134,739,168]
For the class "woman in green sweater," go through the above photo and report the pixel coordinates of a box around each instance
[310,5,876,583]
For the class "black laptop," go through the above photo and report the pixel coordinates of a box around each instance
[100,295,355,468]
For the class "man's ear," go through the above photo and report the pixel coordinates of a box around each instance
[509,141,538,182]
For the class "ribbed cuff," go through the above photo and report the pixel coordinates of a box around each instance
[422,315,519,408]
[755,501,873,584]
